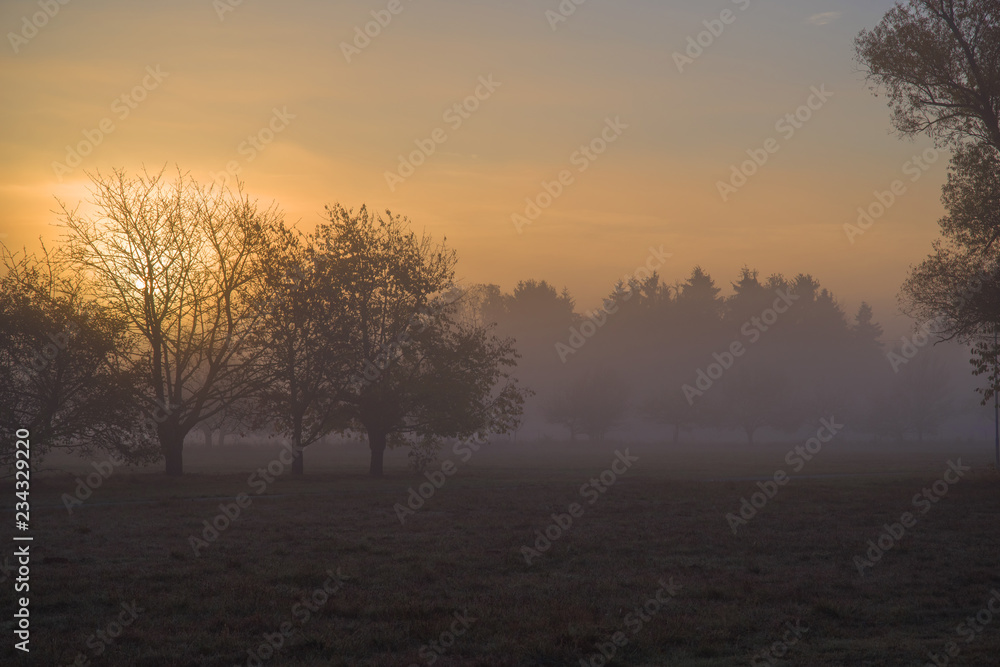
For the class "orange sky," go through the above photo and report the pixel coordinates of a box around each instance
[0,0,946,335]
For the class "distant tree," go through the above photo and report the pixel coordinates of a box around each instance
[501,279,577,366]
[60,168,276,475]
[315,204,527,476]
[726,267,770,326]
[642,384,710,445]
[545,369,629,441]
[505,279,576,326]
[676,266,724,331]
[719,366,798,445]
[852,302,884,347]
[0,244,154,470]
[543,391,582,441]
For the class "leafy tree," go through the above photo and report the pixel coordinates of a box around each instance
[0,244,154,470]
[861,1,1000,346]
[244,221,352,475]
[60,168,276,475]
[314,204,527,476]
[855,0,1000,152]
[902,144,1000,342]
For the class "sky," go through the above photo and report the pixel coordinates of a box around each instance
[0,0,946,336]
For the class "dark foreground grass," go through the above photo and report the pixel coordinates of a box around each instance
[2,449,1000,666]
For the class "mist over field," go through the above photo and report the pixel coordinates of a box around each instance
[3,1,1000,665]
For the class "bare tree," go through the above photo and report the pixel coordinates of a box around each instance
[60,168,276,475]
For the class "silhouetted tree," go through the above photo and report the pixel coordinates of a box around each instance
[861,2,1000,409]
[856,0,1000,152]
[0,244,154,470]
[244,221,352,475]
[545,368,629,441]
[852,302,884,347]
[676,266,724,335]
[60,168,276,475]
[315,204,526,476]
[902,144,1000,343]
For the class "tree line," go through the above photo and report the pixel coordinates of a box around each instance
[4,0,1000,474]
[1,170,525,476]
[473,267,964,444]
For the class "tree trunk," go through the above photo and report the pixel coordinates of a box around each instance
[158,419,193,476]
[368,429,387,477]
[291,417,304,476]
[162,431,185,476]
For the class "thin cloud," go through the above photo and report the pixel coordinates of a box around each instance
[806,12,841,26]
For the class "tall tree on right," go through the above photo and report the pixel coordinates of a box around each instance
[855,0,1000,153]
[858,1,1000,409]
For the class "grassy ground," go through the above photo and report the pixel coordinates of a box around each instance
[2,439,1000,665]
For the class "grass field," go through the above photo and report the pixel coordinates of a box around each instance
[2,438,1000,666]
